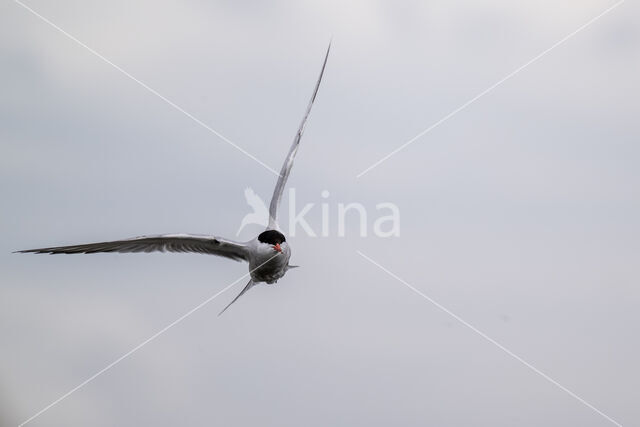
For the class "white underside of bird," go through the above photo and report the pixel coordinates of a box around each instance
[18,42,331,314]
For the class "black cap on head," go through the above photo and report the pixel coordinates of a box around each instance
[258,230,286,245]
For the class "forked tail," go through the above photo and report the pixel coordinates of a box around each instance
[219,279,255,315]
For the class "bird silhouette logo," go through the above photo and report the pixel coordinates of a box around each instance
[236,187,270,236]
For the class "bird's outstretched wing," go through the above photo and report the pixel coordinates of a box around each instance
[17,234,249,261]
[219,279,255,315]
[268,42,331,230]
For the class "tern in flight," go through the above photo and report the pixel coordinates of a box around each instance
[18,43,331,314]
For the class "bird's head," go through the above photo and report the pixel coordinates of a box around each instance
[258,230,286,253]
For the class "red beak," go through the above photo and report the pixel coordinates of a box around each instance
[274,243,282,253]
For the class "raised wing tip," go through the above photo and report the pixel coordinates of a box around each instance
[323,40,331,64]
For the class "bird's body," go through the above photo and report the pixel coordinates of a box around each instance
[247,230,291,284]
[18,43,331,313]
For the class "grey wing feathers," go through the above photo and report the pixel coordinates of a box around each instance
[17,234,249,261]
[268,42,331,229]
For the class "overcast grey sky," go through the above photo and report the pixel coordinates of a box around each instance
[1,0,639,426]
